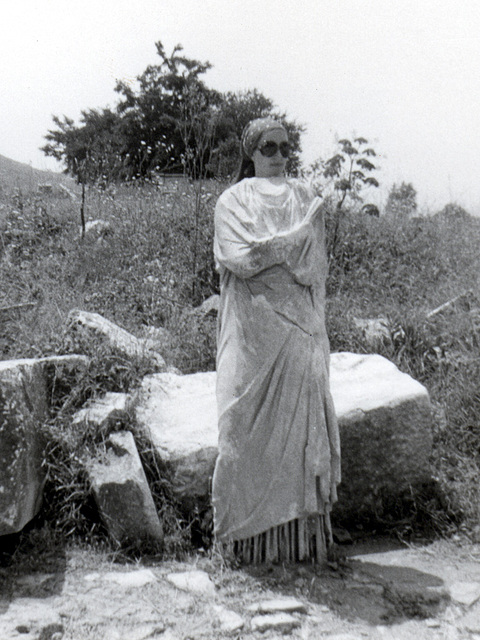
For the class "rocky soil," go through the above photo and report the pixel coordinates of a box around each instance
[2,537,480,640]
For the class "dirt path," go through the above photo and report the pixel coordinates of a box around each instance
[2,538,480,639]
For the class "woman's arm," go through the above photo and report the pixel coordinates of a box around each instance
[214,197,316,279]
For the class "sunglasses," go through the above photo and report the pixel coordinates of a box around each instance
[257,141,290,158]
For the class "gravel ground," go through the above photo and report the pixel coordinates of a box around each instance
[2,537,480,639]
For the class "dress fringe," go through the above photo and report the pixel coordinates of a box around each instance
[222,513,332,565]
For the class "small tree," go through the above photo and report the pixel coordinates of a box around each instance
[311,137,379,210]
[41,109,126,184]
[385,182,417,220]
[309,137,379,259]
[177,83,220,298]
[42,40,305,183]
[114,41,220,178]
[41,109,126,236]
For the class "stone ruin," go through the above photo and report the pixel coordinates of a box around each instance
[0,306,435,549]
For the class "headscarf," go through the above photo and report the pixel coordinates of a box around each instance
[241,118,287,160]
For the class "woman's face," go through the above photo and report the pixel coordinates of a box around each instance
[252,128,289,178]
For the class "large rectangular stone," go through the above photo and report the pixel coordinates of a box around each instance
[0,360,48,535]
[0,355,90,535]
[134,353,433,520]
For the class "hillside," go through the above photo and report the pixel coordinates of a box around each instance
[0,153,76,195]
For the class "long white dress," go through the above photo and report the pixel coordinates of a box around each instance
[212,176,340,563]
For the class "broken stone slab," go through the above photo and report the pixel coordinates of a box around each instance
[329,352,433,522]
[247,597,308,614]
[134,353,433,520]
[384,575,450,618]
[250,612,301,633]
[121,624,167,640]
[0,359,47,535]
[211,605,244,633]
[0,598,63,639]
[82,219,113,239]
[353,316,391,349]
[352,548,450,619]
[458,601,480,633]
[72,391,130,432]
[101,624,166,640]
[450,581,480,607]
[101,568,158,588]
[134,371,217,508]
[84,568,158,589]
[66,309,166,370]
[165,570,216,596]
[87,430,163,550]
[0,355,89,535]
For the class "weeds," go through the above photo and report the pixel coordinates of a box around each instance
[1,173,480,554]
[36,345,200,559]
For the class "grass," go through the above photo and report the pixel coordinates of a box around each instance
[1,160,480,561]
[324,204,480,535]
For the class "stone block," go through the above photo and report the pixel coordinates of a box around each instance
[166,570,215,595]
[0,355,90,535]
[134,372,217,509]
[66,309,166,370]
[0,359,48,534]
[330,353,433,521]
[134,353,433,520]
[87,430,163,549]
[72,392,129,431]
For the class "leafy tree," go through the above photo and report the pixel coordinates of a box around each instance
[114,41,222,178]
[41,42,220,183]
[436,203,471,222]
[207,89,274,177]
[385,182,417,220]
[41,40,305,182]
[41,108,125,184]
[41,108,125,235]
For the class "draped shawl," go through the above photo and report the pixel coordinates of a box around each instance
[212,177,341,543]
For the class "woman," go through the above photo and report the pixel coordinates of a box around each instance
[212,117,340,564]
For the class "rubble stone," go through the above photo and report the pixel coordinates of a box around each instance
[87,431,163,549]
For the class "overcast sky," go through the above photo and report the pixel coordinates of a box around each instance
[2,0,480,212]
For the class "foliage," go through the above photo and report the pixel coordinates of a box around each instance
[114,41,221,180]
[41,109,125,185]
[310,136,379,210]
[37,347,193,556]
[385,181,417,220]
[209,88,304,178]
[325,208,480,533]
[0,178,222,364]
[435,202,471,222]
[209,89,274,178]
[42,41,304,184]
[309,137,379,261]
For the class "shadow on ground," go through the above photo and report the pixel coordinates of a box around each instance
[229,537,449,627]
[0,517,67,616]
